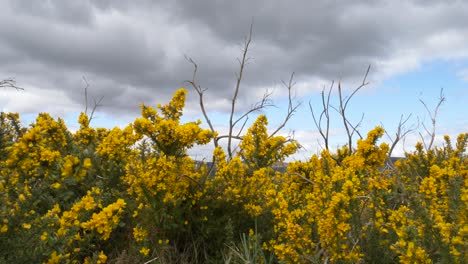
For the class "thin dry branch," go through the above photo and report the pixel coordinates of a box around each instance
[82,76,90,114]
[215,135,243,145]
[310,81,333,150]
[337,65,371,151]
[291,172,315,185]
[343,65,370,110]
[236,116,249,138]
[345,112,364,140]
[227,23,253,159]
[82,76,104,126]
[184,56,218,148]
[232,89,273,129]
[184,55,273,152]
[418,88,445,151]
[385,114,417,158]
[88,96,104,125]
[0,79,24,91]
[185,23,297,163]
[269,72,301,138]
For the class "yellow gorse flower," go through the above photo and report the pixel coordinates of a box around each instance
[133,226,148,242]
[0,88,466,263]
[81,199,126,240]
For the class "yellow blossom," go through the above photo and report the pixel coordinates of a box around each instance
[133,227,148,242]
[139,247,150,256]
[97,251,107,264]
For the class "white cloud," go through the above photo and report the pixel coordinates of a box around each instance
[457,68,468,82]
[1,84,81,116]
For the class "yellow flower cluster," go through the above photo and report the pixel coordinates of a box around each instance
[133,226,148,242]
[268,127,392,263]
[81,198,126,240]
[388,206,432,264]
[74,113,98,146]
[208,115,299,219]
[56,188,100,237]
[0,112,24,156]
[1,88,466,263]
[96,125,138,162]
[3,113,68,177]
[133,88,213,157]
[239,115,299,169]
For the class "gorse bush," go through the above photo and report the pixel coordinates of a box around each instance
[0,88,466,263]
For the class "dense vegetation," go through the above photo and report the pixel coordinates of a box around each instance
[0,88,466,263]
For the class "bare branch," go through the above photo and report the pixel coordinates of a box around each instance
[345,113,364,140]
[227,23,253,159]
[184,56,218,148]
[385,114,417,159]
[270,72,301,138]
[215,135,243,146]
[184,25,274,157]
[0,79,24,91]
[82,76,90,114]
[338,81,353,151]
[343,64,370,110]
[88,96,104,125]
[310,81,333,150]
[337,65,370,152]
[236,116,249,138]
[81,77,103,126]
[418,88,446,150]
[231,90,273,128]
[290,172,315,185]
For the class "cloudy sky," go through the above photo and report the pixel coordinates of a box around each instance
[1,0,467,159]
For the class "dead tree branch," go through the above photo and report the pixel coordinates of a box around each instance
[418,88,445,151]
[385,114,417,159]
[184,57,218,148]
[83,76,90,114]
[337,64,370,152]
[231,89,273,132]
[82,76,104,126]
[310,81,333,150]
[310,65,370,153]
[344,112,364,140]
[185,55,273,158]
[227,23,253,159]
[0,79,24,91]
[269,72,301,138]
[185,23,297,161]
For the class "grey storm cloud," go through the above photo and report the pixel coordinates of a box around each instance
[1,0,468,116]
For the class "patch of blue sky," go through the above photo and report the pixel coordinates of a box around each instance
[280,59,466,136]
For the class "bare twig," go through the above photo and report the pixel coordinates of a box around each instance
[185,55,273,152]
[270,72,301,138]
[227,23,253,159]
[184,56,218,148]
[82,76,90,114]
[310,81,333,150]
[82,76,104,126]
[345,112,364,140]
[384,114,417,159]
[88,96,104,125]
[231,90,273,129]
[0,79,24,91]
[143,257,159,264]
[291,172,315,185]
[186,23,297,165]
[337,65,370,151]
[215,135,243,145]
[236,116,249,138]
[418,88,445,151]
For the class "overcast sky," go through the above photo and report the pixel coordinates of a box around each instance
[1,0,467,159]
